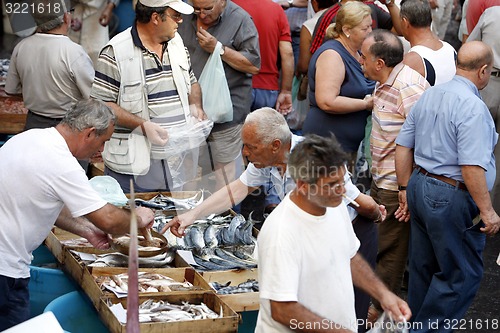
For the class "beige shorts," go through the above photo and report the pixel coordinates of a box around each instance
[207,124,243,164]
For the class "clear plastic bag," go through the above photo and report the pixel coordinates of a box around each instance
[367,312,409,333]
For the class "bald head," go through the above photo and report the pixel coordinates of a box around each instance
[457,41,493,90]
[457,41,493,72]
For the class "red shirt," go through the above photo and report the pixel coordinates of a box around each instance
[466,0,500,34]
[233,0,292,90]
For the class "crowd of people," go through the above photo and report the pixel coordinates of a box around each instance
[1,0,500,331]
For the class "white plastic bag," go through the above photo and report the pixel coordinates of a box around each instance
[367,312,409,333]
[287,75,309,130]
[198,42,233,123]
[89,176,128,206]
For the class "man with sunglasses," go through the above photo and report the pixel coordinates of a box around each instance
[91,0,206,193]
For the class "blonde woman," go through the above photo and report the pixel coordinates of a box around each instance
[303,1,374,158]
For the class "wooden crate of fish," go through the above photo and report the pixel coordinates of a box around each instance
[201,269,259,312]
[81,267,213,309]
[45,227,114,264]
[164,213,259,272]
[99,291,239,333]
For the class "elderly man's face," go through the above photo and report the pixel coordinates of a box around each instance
[360,36,378,81]
[241,123,278,168]
[192,0,224,27]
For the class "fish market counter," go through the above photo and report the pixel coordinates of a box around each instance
[44,203,261,332]
[0,87,27,134]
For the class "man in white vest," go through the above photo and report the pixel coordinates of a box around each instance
[91,0,206,192]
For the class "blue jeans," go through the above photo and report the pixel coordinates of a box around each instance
[406,170,485,332]
[0,275,30,330]
[251,89,279,111]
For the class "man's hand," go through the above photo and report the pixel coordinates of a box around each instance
[196,27,218,53]
[378,291,412,323]
[99,3,115,26]
[136,207,155,229]
[141,121,169,146]
[275,91,293,115]
[161,211,197,237]
[429,0,439,9]
[189,104,208,121]
[480,210,500,235]
[85,224,111,250]
[376,204,387,223]
[395,190,410,222]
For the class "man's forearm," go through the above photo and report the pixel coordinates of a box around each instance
[221,47,259,75]
[105,101,146,130]
[395,145,414,187]
[462,165,495,214]
[190,180,255,219]
[351,253,389,301]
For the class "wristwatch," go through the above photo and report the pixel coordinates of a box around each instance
[398,185,407,191]
[288,0,294,7]
[385,0,392,5]
[220,45,226,56]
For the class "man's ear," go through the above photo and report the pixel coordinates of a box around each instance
[271,139,281,153]
[376,58,385,71]
[479,64,489,79]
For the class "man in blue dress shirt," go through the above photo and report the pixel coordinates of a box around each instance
[395,41,500,332]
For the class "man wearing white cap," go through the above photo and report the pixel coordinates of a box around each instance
[91,0,206,192]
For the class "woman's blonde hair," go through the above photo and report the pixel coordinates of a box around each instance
[325,1,372,39]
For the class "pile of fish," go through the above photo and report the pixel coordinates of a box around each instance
[211,279,259,295]
[161,213,258,271]
[134,191,203,211]
[96,272,201,294]
[137,299,220,323]
[82,251,175,268]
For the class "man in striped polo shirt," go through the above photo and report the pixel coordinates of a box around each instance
[359,29,429,323]
[91,0,205,192]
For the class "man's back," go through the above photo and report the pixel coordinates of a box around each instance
[233,0,291,91]
[5,33,94,118]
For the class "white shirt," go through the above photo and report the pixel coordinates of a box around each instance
[256,193,360,332]
[0,128,107,278]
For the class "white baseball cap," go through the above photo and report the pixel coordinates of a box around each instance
[139,0,194,15]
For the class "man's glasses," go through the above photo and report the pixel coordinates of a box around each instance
[193,7,215,15]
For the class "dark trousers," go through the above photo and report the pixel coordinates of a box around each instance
[407,170,485,332]
[0,275,30,330]
[105,159,172,193]
[371,182,410,304]
[352,214,378,333]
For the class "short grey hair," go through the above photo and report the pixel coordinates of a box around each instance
[288,134,348,184]
[244,107,292,145]
[60,99,115,136]
[400,0,432,28]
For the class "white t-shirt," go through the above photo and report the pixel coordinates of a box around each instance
[256,193,360,332]
[0,128,107,278]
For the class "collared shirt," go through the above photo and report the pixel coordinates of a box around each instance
[371,63,429,191]
[177,0,261,131]
[396,75,498,189]
[91,24,197,130]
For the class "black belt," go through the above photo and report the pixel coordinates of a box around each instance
[491,71,500,78]
[416,166,467,191]
[27,110,63,121]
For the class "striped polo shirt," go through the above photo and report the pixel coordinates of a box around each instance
[91,25,197,157]
[370,63,429,191]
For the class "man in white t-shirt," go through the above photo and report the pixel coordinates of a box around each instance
[256,134,411,332]
[0,99,154,330]
[164,107,385,236]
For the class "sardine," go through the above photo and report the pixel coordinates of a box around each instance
[203,224,219,248]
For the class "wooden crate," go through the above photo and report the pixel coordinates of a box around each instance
[45,227,113,264]
[82,267,212,309]
[99,291,239,333]
[200,269,259,312]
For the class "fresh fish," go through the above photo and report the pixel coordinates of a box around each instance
[203,224,219,248]
[233,247,257,261]
[135,199,173,210]
[197,248,242,269]
[193,255,230,271]
[235,220,255,245]
[187,225,206,249]
[214,248,257,268]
